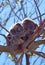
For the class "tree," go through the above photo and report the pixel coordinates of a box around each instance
[0,0,45,65]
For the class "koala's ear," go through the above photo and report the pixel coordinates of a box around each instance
[34,23,38,30]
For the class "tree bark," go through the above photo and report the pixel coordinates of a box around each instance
[25,54,30,65]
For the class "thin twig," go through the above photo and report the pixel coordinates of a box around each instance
[34,0,42,22]
[0,34,7,39]
[33,12,45,20]
[27,49,45,58]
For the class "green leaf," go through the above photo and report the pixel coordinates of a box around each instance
[8,53,14,61]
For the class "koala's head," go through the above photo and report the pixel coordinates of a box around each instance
[23,18,38,32]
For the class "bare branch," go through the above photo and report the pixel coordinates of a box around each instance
[34,0,42,22]
[0,45,10,52]
[0,24,10,33]
[0,34,7,40]
[33,12,45,20]
[29,40,45,50]
[27,49,45,58]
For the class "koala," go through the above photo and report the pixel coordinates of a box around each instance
[6,23,24,46]
[21,18,38,41]
[6,18,38,46]
[23,18,38,32]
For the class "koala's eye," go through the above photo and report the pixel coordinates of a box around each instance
[10,29,16,34]
[8,36,11,40]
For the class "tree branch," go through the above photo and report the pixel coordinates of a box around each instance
[0,45,10,52]
[29,40,45,50]
[22,20,45,50]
